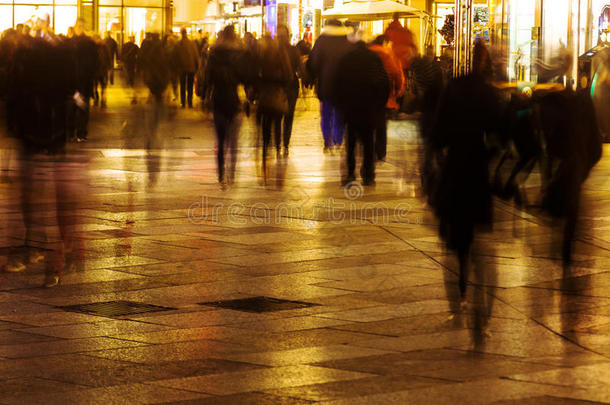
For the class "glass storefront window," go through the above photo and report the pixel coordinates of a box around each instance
[54,6,77,34]
[99,6,121,33]
[508,0,535,81]
[14,5,53,27]
[0,5,12,33]
[125,0,163,7]
[125,7,163,44]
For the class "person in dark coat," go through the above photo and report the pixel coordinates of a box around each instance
[429,41,501,297]
[307,19,352,152]
[256,34,293,178]
[121,35,139,103]
[7,14,85,287]
[70,18,98,142]
[103,31,118,85]
[176,28,199,108]
[277,25,302,158]
[203,25,247,185]
[93,34,111,107]
[335,36,389,186]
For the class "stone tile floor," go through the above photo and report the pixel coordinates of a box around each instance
[1,87,610,403]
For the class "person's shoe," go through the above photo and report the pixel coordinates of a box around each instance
[276,149,281,160]
[28,251,45,264]
[323,147,330,154]
[131,98,137,105]
[101,100,107,108]
[43,274,60,288]
[362,178,376,186]
[5,262,26,273]
[341,175,356,186]
[283,147,289,158]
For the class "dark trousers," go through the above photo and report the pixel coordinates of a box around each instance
[374,109,387,160]
[263,112,282,161]
[213,109,238,182]
[277,94,297,150]
[75,96,90,140]
[180,72,195,107]
[346,115,375,182]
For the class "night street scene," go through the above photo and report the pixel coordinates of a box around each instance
[1,0,610,403]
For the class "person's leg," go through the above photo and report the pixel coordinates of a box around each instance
[361,120,375,184]
[283,94,297,152]
[332,104,345,147]
[320,100,332,149]
[179,73,187,107]
[274,113,282,155]
[75,96,90,141]
[100,76,107,108]
[345,121,356,182]
[187,72,194,107]
[374,109,387,160]
[261,113,272,178]
[214,111,228,183]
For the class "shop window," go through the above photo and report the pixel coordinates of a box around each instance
[124,0,163,8]
[14,5,53,27]
[0,5,12,32]
[54,6,77,34]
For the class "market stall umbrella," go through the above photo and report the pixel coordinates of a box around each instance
[322,0,422,20]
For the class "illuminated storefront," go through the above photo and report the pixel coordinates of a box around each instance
[0,0,170,45]
[0,0,78,35]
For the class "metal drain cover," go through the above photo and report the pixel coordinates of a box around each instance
[198,296,319,313]
[58,301,175,317]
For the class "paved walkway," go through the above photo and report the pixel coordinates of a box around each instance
[1,87,610,404]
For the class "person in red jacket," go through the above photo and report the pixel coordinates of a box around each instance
[384,13,417,70]
[368,34,404,160]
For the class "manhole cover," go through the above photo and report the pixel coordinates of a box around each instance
[58,301,175,317]
[199,296,318,313]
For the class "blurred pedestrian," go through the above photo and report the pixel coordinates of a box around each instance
[335,33,389,186]
[70,18,98,142]
[256,34,293,177]
[93,34,111,107]
[203,25,247,186]
[428,41,500,297]
[277,25,302,158]
[384,13,417,70]
[307,19,352,153]
[103,31,118,85]
[368,34,404,161]
[176,28,199,108]
[121,35,139,103]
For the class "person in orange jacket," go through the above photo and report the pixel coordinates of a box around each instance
[384,13,417,70]
[368,34,404,160]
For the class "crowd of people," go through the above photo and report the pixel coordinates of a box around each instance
[0,13,606,297]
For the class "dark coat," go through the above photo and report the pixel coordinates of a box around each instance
[306,26,352,102]
[204,39,247,115]
[71,33,98,98]
[335,42,389,121]
[430,73,501,251]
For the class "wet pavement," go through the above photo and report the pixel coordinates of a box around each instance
[1,86,610,404]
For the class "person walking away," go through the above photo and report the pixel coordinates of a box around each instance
[335,34,389,186]
[277,25,302,158]
[203,25,247,186]
[93,34,111,107]
[70,18,98,142]
[368,34,404,161]
[103,31,118,85]
[121,35,139,104]
[256,34,293,178]
[429,41,501,298]
[176,28,199,108]
[306,19,352,153]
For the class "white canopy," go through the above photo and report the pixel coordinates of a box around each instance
[322,0,423,21]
